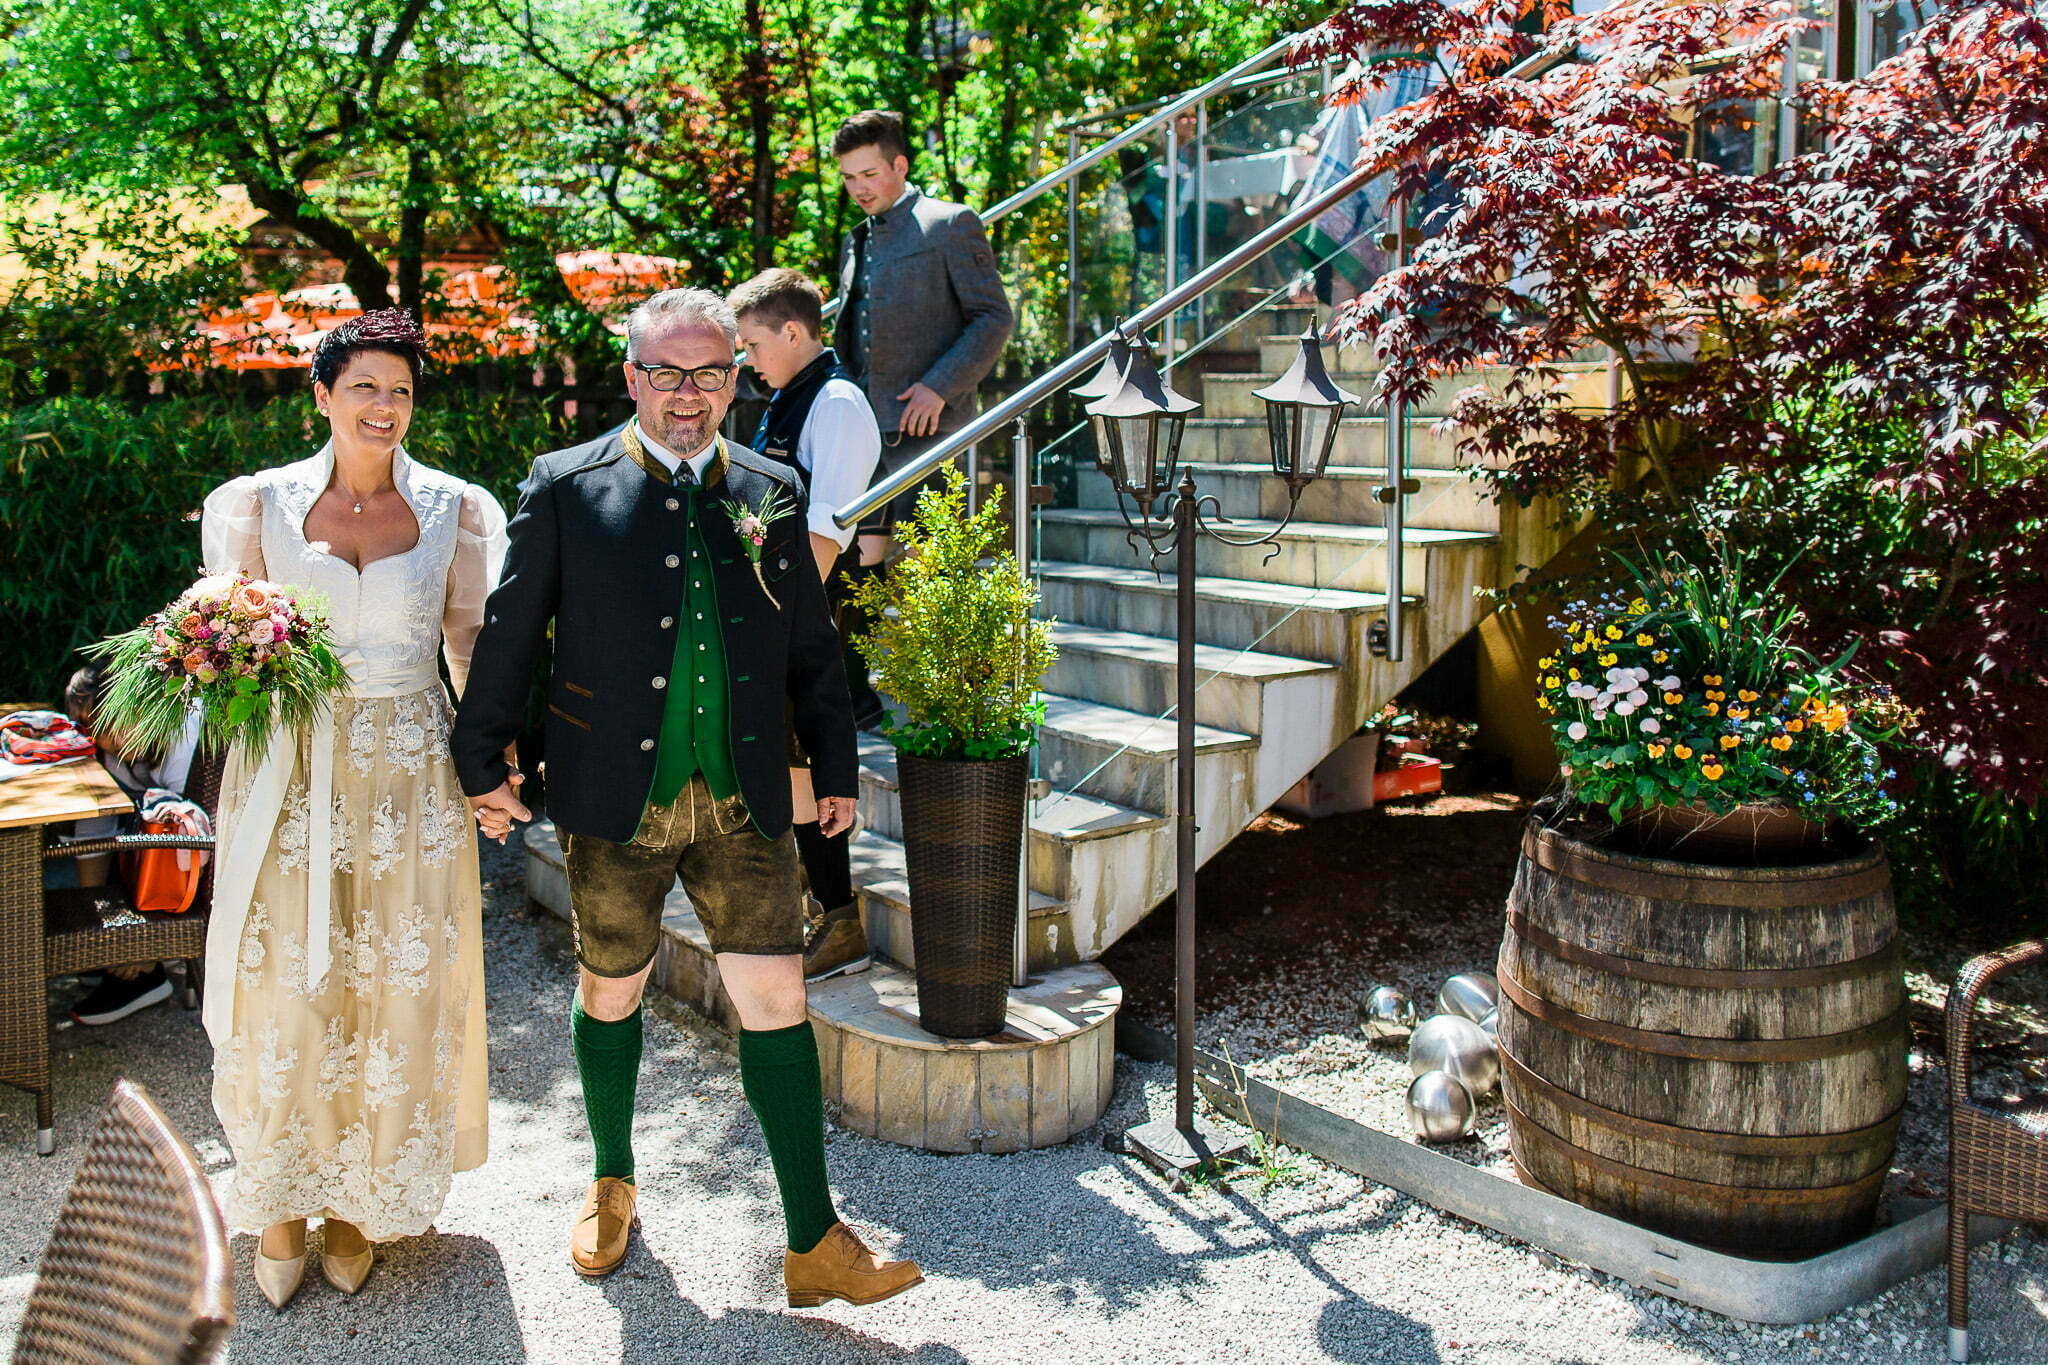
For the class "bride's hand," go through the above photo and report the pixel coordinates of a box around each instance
[469,781,532,845]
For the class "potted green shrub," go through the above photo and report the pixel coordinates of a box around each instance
[849,466,1056,1037]
[1537,539,1904,859]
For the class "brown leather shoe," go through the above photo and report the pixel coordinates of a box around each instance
[570,1177,638,1278]
[803,912,871,983]
[783,1222,923,1308]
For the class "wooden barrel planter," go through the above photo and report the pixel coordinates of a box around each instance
[1496,815,1907,1259]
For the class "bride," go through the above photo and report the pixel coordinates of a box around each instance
[199,309,507,1306]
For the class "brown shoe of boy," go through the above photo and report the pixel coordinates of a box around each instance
[570,1177,638,1278]
[783,1222,923,1307]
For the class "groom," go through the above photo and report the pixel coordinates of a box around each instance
[452,287,922,1306]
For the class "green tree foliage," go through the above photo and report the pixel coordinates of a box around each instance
[0,0,1304,370]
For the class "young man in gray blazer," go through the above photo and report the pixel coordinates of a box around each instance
[832,110,1015,718]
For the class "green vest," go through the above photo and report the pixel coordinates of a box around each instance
[625,425,740,809]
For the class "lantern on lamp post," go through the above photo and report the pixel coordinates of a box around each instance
[1075,320,1338,1186]
[1084,331,1198,514]
[1253,325,1360,496]
[1067,324,1132,403]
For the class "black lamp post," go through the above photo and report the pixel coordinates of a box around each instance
[1085,320,1351,1185]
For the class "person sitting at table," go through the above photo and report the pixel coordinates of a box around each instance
[57,659,204,1026]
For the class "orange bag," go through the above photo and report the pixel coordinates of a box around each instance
[119,806,209,914]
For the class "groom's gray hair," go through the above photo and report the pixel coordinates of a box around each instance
[624,288,738,359]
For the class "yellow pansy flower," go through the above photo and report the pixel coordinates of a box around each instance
[1543,676,1561,690]
[1769,734,1792,751]
[1673,744,1694,760]
[1598,652,1618,666]
[1537,656,1557,670]
[1646,743,1667,758]
[1719,734,1741,749]
[1786,718,1805,733]
[1738,689,1759,703]
[1704,674,1723,687]
[1652,650,1669,663]
[1701,761,1725,780]
[1627,599,1649,615]
[1705,703,1720,716]
[1727,705,1749,721]
[1663,691,1683,705]
[1603,624,1624,641]
[1705,689,1726,702]
[1567,667,1581,681]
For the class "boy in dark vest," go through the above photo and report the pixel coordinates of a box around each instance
[730,269,881,985]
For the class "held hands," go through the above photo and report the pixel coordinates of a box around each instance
[894,383,945,438]
[470,744,530,844]
[816,795,857,838]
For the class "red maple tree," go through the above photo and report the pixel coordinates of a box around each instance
[1297,0,2048,803]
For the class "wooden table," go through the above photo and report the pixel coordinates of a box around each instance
[0,758,132,1154]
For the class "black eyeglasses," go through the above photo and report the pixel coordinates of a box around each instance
[631,361,736,393]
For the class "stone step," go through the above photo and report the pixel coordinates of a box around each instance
[1043,621,1334,736]
[1074,462,1498,532]
[1035,693,1257,831]
[1036,507,1496,596]
[1032,558,1393,665]
[523,822,1120,1154]
[847,829,1070,972]
[856,733,1172,963]
[1178,416,1469,471]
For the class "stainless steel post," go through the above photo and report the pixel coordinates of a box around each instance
[1066,129,1081,354]
[1173,471,1198,1133]
[1194,99,1209,343]
[1011,418,1035,990]
[1164,120,1180,361]
[1384,192,1410,664]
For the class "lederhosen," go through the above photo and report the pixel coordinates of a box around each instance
[751,348,883,749]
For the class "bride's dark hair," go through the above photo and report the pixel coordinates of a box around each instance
[311,308,429,389]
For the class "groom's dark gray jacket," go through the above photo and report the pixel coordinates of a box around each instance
[451,429,856,843]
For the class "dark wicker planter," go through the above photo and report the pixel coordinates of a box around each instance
[897,751,1028,1038]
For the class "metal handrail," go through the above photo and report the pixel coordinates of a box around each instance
[1056,65,1308,136]
[817,31,1302,326]
[833,155,1377,528]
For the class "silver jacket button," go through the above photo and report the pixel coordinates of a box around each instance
[640,738,655,751]
[664,554,680,568]
[660,616,675,629]
[666,498,680,511]
[652,676,668,690]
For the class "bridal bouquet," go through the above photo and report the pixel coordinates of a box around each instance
[88,571,350,764]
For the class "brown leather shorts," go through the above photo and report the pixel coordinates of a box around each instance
[562,775,805,975]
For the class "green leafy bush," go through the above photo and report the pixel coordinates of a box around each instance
[1,390,568,703]
[849,465,1056,761]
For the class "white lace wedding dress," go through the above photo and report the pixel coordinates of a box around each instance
[199,445,505,1240]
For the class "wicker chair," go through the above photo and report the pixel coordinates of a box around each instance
[28,751,221,1155]
[1945,937,2048,1363]
[10,1079,234,1365]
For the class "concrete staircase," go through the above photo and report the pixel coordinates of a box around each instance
[846,322,1603,971]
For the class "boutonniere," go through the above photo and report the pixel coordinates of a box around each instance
[722,486,798,609]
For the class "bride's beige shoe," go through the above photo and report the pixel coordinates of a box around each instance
[320,1219,374,1294]
[254,1220,307,1309]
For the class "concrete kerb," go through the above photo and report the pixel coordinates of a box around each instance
[1115,1018,2013,1326]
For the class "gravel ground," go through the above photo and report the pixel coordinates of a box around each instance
[2,826,2044,1364]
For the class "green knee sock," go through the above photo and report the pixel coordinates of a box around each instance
[738,1021,840,1253]
[572,999,643,1184]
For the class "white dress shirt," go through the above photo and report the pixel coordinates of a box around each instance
[795,378,883,549]
[636,425,720,483]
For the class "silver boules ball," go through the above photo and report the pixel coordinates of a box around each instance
[1438,971,1500,1023]
[1478,1007,1499,1041]
[1406,1070,1477,1142]
[1408,1012,1499,1097]
[1357,986,1417,1044]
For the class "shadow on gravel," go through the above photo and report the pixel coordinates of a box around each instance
[604,1246,971,1363]
[225,1229,525,1360]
